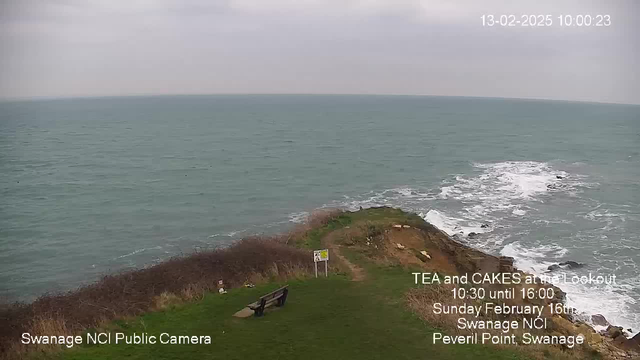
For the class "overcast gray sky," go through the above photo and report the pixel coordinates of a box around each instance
[0,0,638,104]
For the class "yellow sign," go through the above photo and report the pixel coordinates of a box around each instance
[313,249,329,262]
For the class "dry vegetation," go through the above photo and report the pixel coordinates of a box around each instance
[405,282,600,360]
[0,237,315,359]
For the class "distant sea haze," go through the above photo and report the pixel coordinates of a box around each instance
[1,95,639,331]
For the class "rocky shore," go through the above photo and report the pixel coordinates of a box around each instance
[327,207,640,359]
[1,207,638,360]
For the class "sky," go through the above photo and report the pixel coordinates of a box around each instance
[0,0,638,104]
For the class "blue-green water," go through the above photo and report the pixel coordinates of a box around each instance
[1,95,639,330]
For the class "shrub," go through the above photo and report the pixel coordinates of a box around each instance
[0,238,313,358]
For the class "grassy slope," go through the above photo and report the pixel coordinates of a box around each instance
[46,208,529,360]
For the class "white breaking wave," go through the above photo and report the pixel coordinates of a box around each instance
[332,187,436,211]
[501,242,639,332]
[421,209,507,252]
[422,209,489,237]
[208,230,245,238]
[434,161,638,331]
[293,160,638,333]
[114,246,162,260]
[288,211,310,224]
[438,161,579,218]
[500,242,569,274]
[584,208,627,232]
[512,208,527,216]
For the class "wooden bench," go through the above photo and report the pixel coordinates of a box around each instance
[247,285,289,317]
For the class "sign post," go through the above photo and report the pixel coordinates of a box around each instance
[313,249,329,278]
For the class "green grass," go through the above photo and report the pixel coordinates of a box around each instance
[299,213,352,249]
[298,207,424,250]
[40,207,532,360]
[46,271,528,360]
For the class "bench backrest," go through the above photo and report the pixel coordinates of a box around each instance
[260,286,288,302]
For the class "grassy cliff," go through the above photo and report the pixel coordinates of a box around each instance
[2,207,631,359]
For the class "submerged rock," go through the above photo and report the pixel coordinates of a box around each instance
[547,261,586,272]
[480,223,490,229]
[468,232,478,238]
[559,261,585,269]
[547,264,561,272]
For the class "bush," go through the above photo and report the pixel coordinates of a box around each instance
[0,238,313,358]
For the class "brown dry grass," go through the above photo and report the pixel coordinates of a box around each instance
[406,283,595,360]
[0,237,314,359]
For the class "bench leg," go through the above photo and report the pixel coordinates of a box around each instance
[254,299,266,317]
[276,289,288,307]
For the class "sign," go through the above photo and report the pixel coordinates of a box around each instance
[313,249,329,263]
[313,249,329,278]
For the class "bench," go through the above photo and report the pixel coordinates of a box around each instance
[247,285,289,317]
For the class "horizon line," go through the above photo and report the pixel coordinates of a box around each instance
[1,93,638,107]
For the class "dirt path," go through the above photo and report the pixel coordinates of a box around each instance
[323,231,366,281]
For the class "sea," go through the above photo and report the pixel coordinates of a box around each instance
[1,95,638,331]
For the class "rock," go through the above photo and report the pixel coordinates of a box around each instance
[396,243,406,250]
[480,223,490,229]
[606,325,624,339]
[415,251,431,262]
[612,334,640,351]
[402,225,410,229]
[556,175,564,179]
[592,314,609,327]
[553,291,568,305]
[498,256,515,273]
[547,264,561,272]
[468,232,478,238]
[631,332,640,347]
[559,261,585,269]
[420,250,431,258]
[392,224,402,229]
[547,261,585,272]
